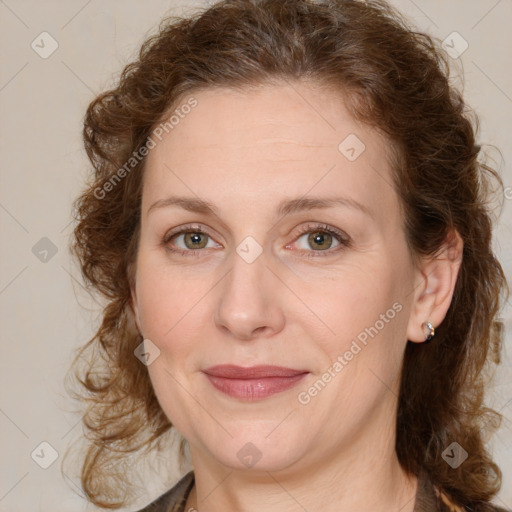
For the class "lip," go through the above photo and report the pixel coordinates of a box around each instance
[202,365,309,401]
[203,364,308,378]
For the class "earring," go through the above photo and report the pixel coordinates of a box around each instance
[424,321,435,343]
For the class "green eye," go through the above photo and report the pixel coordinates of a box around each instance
[181,232,210,250]
[291,223,350,257]
[163,223,350,258]
[305,231,336,251]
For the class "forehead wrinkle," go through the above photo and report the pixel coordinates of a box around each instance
[183,139,332,148]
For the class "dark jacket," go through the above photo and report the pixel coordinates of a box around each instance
[135,470,510,512]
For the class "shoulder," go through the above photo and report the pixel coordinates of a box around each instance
[416,470,510,512]
[434,485,510,512]
[134,471,195,512]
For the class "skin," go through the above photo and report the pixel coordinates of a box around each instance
[131,80,463,512]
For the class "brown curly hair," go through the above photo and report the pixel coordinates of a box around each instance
[66,0,509,509]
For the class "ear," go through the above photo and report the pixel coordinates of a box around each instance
[406,229,463,343]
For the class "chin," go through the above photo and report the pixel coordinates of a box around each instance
[201,428,309,474]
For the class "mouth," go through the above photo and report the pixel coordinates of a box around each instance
[202,365,309,401]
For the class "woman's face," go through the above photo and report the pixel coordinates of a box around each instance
[131,81,422,474]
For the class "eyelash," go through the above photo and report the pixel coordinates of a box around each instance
[162,223,350,258]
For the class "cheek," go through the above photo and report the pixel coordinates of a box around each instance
[307,260,408,369]
[134,249,190,331]
[312,262,392,327]
[134,252,214,369]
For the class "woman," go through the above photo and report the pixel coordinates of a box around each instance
[68,0,510,511]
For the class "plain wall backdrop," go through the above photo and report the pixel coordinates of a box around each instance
[1,0,511,510]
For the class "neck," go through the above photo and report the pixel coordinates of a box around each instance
[184,404,418,512]
[185,454,417,512]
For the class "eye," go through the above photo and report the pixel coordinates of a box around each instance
[163,224,220,255]
[162,223,350,258]
[288,223,350,257]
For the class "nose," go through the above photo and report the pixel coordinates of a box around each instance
[213,246,286,341]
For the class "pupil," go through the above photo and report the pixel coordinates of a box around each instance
[309,231,331,250]
[185,232,206,248]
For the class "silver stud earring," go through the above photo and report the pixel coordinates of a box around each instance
[424,321,435,343]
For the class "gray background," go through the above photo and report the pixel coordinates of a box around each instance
[0,0,511,510]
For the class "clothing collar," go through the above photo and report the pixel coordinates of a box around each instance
[140,468,470,512]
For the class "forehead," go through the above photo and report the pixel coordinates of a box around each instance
[150,81,373,153]
[142,81,398,223]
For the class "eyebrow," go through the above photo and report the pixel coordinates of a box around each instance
[147,195,374,219]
